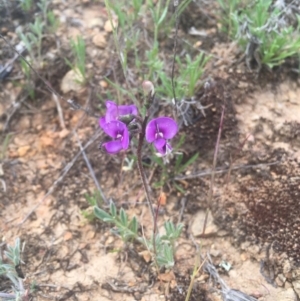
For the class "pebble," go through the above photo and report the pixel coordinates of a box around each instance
[87,18,104,28]
[59,129,70,139]
[60,69,85,93]
[63,231,73,241]
[100,80,108,88]
[190,211,219,236]
[17,145,30,157]
[92,32,107,48]
[104,19,117,32]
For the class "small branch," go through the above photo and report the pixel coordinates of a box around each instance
[171,0,180,111]
[136,117,155,223]
[52,93,66,130]
[174,160,281,181]
[74,131,107,205]
[202,105,225,235]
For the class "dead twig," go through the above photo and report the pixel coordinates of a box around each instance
[202,105,225,235]
[52,93,66,130]
[74,130,107,205]
[174,160,281,180]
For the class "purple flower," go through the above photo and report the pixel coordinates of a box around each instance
[99,119,129,154]
[103,100,138,123]
[145,117,178,155]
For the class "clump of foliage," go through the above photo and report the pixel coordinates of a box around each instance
[218,0,300,68]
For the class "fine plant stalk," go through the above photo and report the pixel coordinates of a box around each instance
[171,0,179,108]
[104,0,138,106]
[202,104,225,235]
[136,90,160,269]
[136,116,157,247]
[185,256,207,301]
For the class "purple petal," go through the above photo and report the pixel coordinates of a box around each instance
[146,117,178,142]
[154,117,178,139]
[155,141,173,156]
[99,117,107,130]
[121,125,129,150]
[101,120,126,138]
[154,138,166,151]
[118,104,138,116]
[103,140,123,154]
[105,101,138,122]
[145,119,158,142]
[105,101,118,122]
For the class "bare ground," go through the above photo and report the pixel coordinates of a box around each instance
[1,1,300,301]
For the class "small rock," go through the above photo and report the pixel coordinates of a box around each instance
[92,32,107,48]
[61,69,85,93]
[100,80,108,88]
[87,18,104,28]
[275,274,286,287]
[240,252,248,261]
[104,19,118,32]
[191,211,219,236]
[139,250,152,263]
[17,145,30,157]
[39,136,54,148]
[210,292,222,301]
[63,231,73,241]
[283,259,292,279]
[158,271,175,282]
[86,230,95,240]
[59,129,70,139]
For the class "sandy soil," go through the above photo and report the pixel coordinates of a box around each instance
[1,1,300,301]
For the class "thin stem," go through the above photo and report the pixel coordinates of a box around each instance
[202,104,225,235]
[185,256,207,301]
[104,0,138,106]
[136,114,159,269]
[171,0,179,109]
[137,117,155,223]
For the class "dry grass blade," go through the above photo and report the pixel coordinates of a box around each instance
[74,130,107,205]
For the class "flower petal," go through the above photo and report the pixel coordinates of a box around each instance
[146,117,178,142]
[145,118,158,143]
[118,104,138,116]
[121,125,129,150]
[105,101,118,122]
[103,140,123,154]
[155,141,173,156]
[101,120,126,138]
[154,117,178,139]
[99,117,107,130]
[154,138,166,150]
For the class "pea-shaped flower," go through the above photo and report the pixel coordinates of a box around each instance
[104,100,138,124]
[145,117,178,155]
[99,119,129,154]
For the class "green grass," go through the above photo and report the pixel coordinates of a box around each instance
[65,36,87,84]
[19,0,33,12]
[218,0,300,68]
[94,200,183,269]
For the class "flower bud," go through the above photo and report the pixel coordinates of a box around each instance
[142,81,155,97]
